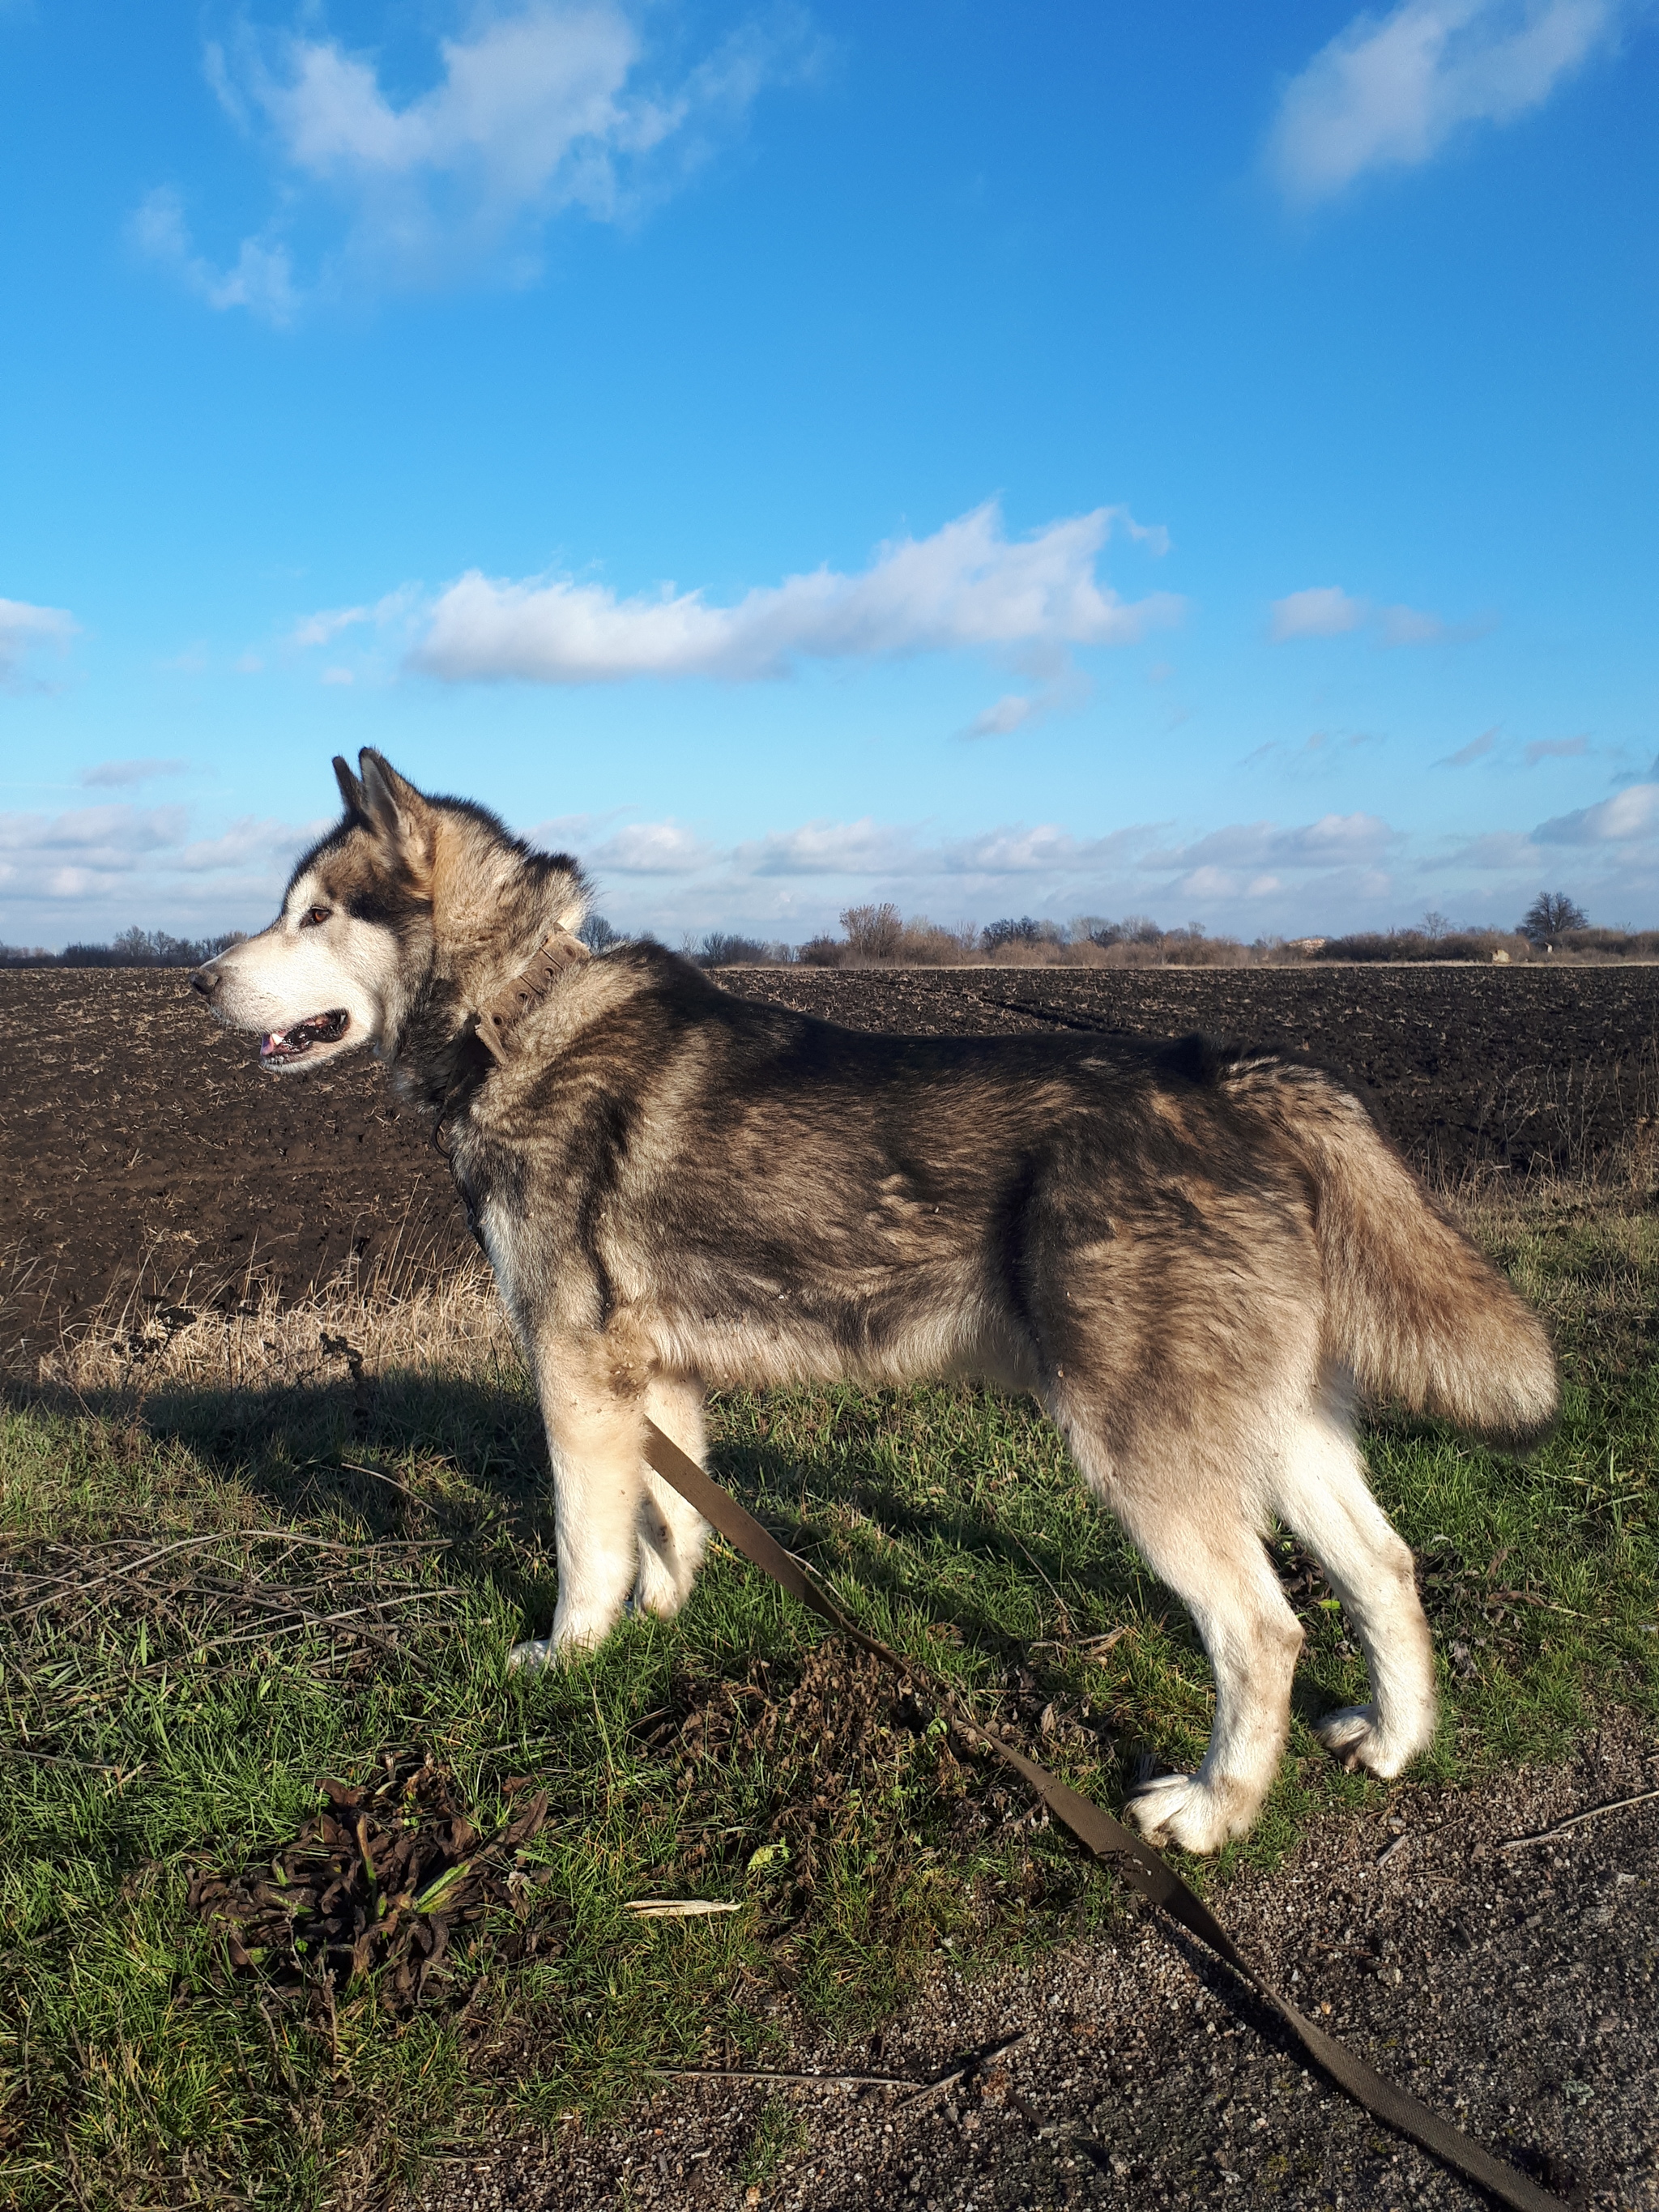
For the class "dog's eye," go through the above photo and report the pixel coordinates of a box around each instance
[299,906,331,929]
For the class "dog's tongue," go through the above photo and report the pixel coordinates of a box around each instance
[259,1030,291,1060]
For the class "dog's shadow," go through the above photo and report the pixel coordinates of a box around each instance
[23,1366,1159,1681]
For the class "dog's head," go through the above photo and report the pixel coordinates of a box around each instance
[191,750,585,1074]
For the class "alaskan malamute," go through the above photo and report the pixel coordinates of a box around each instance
[193,751,1556,1852]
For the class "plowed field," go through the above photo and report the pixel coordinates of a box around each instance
[3,963,1654,1357]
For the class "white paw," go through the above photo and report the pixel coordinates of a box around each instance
[1315,1703,1414,1776]
[1125,1771,1246,1855]
[508,1609,619,1672]
[631,1553,692,1621]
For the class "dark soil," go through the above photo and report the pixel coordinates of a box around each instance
[0,970,465,1360]
[398,1715,1659,2212]
[4,963,1656,1362]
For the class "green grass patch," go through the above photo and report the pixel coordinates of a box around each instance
[1,1185,1653,2207]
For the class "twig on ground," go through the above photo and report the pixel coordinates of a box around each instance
[1030,1625,1130,1658]
[1004,1532,1073,1636]
[896,2032,1027,2112]
[651,2065,924,2090]
[626,1899,744,1918]
[1497,1786,1659,1851]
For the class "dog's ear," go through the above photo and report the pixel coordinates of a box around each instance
[333,754,367,818]
[356,750,436,884]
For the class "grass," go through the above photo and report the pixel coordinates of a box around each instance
[1,1174,1655,2210]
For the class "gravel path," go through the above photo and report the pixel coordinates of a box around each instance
[399,1713,1657,2212]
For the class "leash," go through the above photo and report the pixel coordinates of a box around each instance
[640,1419,1564,2212]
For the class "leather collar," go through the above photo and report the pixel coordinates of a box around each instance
[472,925,591,1063]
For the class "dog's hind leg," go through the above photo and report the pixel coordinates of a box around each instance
[1056,1406,1304,1854]
[1273,1388,1437,1779]
[633,1374,713,1621]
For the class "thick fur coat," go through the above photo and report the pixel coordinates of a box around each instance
[193,751,1559,1852]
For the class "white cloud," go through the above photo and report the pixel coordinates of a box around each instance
[943,825,1146,876]
[588,820,714,873]
[967,693,1043,738]
[130,188,299,325]
[292,603,373,650]
[1535,782,1659,844]
[0,596,77,684]
[0,801,329,944]
[1269,586,1367,641]
[0,804,188,868]
[1147,812,1399,871]
[1435,726,1498,766]
[172,816,323,874]
[1433,829,1546,868]
[80,758,190,788]
[1269,0,1627,204]
[413,502,1182,684]
[1378,602,1447,645]
[1269,585,1478,646]
[138,4,818,317]
[739,819,924,876]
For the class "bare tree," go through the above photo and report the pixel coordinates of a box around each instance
[1520,892,1588,943]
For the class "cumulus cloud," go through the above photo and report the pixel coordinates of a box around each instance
[172,816,323,874]
[737,819,924,877]
[411,503,1181,684]
[1147,812,1399,872]
[0,597,77,685]
[1432,829,1546,869]
[0,803,326,940]
[588,820,715,872]
[136,3,818,317]
[1535,781,1659,844]
[79,758,190,788]
[1269,0,1627,204]
[943,825,1146,876]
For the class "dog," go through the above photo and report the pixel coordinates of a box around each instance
[191,749,1557,1853]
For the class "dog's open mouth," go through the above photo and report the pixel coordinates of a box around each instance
[259,1009,349,1063]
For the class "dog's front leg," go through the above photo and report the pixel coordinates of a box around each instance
[510,1332,650,1669]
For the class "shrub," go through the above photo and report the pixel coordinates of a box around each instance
[1313,929,1532,964]
[695,932,786,967]
[51,929,245,968]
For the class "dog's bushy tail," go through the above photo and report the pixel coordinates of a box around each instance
[1217,1051,1558,1446]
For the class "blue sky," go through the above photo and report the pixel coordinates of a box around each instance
[2,0,1655,948]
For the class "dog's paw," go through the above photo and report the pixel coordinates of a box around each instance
[1125,1772,1244,1855]
[1314,1703,1411,1776]
[631,1552,692,1622]
[506,1636,558,1674]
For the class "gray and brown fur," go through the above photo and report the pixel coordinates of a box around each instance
[194,751,1559,1853]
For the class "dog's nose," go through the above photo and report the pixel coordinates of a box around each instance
[190,966,219,999]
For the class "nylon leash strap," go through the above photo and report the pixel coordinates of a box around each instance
[641,1419,1563,2212]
